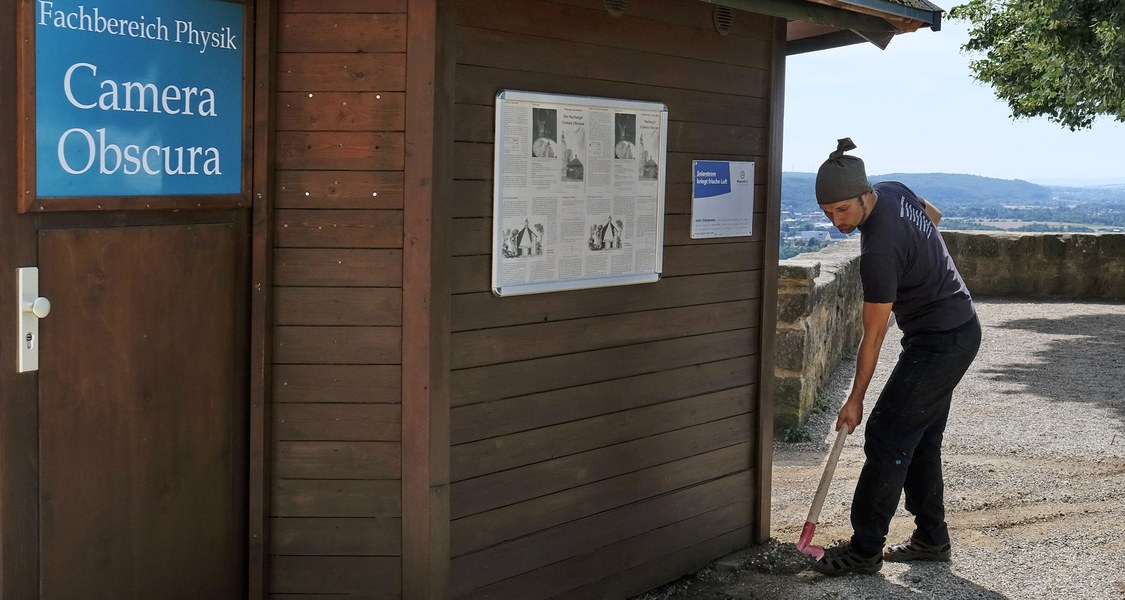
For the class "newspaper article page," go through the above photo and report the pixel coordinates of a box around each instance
[494,92,666,295]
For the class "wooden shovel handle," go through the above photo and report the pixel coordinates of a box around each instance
[805,427,850,524]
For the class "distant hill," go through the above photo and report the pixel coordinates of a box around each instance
[782,172,1060,210]
[872,173,1051,207]
[783,171,1053,210]
[781,171,1125,229]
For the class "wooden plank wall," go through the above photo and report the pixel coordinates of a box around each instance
[448,0,779,597]
[268,1,407,597]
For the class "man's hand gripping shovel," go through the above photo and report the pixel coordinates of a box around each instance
[796,426,851,561]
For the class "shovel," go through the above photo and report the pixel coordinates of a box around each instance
[796,426,851,561]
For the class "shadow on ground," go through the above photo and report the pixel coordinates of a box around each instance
[985,308,1125,420]
[635,538,1009,600]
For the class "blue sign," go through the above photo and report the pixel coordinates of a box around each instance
[692,160,731,198]
[35,0,244,197]
[691,160,754,239]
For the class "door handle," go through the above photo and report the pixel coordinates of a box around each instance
[27,296,52,319]
[18,267,50,373]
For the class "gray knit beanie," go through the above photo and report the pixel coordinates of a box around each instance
[815,138,872,204]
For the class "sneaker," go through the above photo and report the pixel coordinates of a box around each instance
[884,537,952,562]
[811,542,883,576]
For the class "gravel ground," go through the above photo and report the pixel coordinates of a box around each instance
[635,300,1125,599]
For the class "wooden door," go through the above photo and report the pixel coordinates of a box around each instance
[7,216,251,599]
[1,0,260,595]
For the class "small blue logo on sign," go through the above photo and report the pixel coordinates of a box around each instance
[692,160,731,199]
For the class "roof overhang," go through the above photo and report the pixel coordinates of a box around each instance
[701,0,943,55]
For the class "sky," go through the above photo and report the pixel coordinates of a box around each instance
[783,19,1125,186]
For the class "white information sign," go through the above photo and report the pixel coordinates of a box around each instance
[492,90,668,296]
[690,160,755,239]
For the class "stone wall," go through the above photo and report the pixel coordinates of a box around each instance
[773,232,1125,432]
[943,231,1125,300]
[774,239,862,433]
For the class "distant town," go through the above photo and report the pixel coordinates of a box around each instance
[779,172,1125,259]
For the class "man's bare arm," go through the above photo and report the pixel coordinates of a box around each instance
[836,301,894,433]
[923,199,942,226]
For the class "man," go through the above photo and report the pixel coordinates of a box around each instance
[810,138,982,576]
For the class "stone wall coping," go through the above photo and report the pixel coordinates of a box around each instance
[781,238,860,286]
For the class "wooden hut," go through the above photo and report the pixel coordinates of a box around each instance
[0,0,941,598]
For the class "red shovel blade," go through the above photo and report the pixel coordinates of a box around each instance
[796,521,824,560]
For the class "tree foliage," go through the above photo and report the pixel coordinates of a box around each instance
[950,0,1125,130]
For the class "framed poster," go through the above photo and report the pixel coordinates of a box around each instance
[18,0,249,212]
[492,90,668,297]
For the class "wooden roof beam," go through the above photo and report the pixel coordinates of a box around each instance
[803,0,942,32]
[702,0,900,33]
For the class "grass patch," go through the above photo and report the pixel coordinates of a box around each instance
[782,425,812,443]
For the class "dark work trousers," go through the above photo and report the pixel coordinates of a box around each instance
[850,315,982,557]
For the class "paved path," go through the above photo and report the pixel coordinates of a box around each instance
[638,300,1125,599]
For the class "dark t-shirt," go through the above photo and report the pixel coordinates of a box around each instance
[858,181,976,334]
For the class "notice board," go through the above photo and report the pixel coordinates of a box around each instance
[690,160,755,239]
[492,90,668,297]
